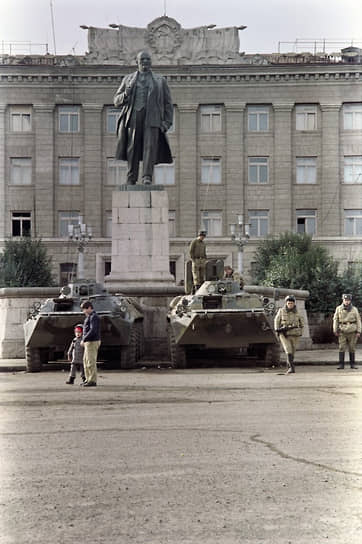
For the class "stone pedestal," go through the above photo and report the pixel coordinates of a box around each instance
[104,185,175,290]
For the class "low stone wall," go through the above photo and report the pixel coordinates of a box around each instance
[0,287,59,358]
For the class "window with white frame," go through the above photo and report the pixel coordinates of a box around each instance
[12,212,31,237]
[344,156,362,184]
[10,158,32,185]
[59,211,81,237]
[106,107,120,133]
[58,106,80,133]
[296,157,317,184]
[200,105,222,132]
[107,158,127,185]
[154,163,175,185]
[343,103,362,130]
[248,105,269,132]
[296,209,316,235]
[168,210,176,236]
[249,210,269,237]
[10,106,32,132]
[296,105,317,131]
[201,211,222,236]
[344,210,362,236]
[106,211,112,238]
[201,158,221,184]
[248,157,268,184]
[59,158,80,185]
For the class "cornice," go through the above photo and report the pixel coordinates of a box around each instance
[0,70,361,86]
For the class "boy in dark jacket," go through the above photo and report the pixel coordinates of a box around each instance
[66,324,85,384]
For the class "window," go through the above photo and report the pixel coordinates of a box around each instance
[104,261,112,276]
[59,211,81,237]
[296,105,317,131]
[106,211,112,238]
[12,212,31,237]
[201,158,221,184]
[168,210,176,237]
[248,106,269,131]
[296,157,317,184]
[154,163,175,185]
[59,106,80,133]
[10,106,31,132]
[200,105,222,132]
[10,158,32,185]
[107,158,127,185]
[344,210,362,236]
[343,103,362,130]
[201,211,222,236]
[60,263,77,286]
[344,156,362,184]
[248,157,268,184]
[169,260,176,279]
[296,210,316,235]
[106,107,120,133]
[59,158,80,185]
[249,210,269,237]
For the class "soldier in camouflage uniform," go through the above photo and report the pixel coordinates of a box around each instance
[274,295,304,374]
[189,230,207,292]
[333,293,361,369]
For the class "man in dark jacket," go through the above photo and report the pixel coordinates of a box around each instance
[114,50,173,185]
[80,301,101,387]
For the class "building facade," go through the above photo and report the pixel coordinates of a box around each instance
[0,17,361,285]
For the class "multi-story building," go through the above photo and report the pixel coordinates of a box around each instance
[1,16,361,285]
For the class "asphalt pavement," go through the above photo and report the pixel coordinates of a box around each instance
[1,347,361,372]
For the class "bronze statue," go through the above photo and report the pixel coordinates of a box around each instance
[114,51,173,185]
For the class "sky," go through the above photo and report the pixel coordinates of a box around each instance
[1,0,362,56]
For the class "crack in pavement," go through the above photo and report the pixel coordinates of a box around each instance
[250,434,362,478]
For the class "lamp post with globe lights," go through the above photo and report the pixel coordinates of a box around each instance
[68,218,92,280]
[230,214,250,276]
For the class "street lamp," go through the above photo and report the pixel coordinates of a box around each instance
[230,214,250,276]
[68,218,92,280]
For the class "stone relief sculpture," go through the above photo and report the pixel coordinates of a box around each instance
[86,16,247,65]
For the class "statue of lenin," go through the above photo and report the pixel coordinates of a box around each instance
[114,51,173,185]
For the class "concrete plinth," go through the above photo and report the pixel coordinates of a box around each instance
[104,185,176,290]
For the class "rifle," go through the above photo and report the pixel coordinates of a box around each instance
[276,324,298,334]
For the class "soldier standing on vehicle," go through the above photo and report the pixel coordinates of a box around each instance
[189,230,207,292]
[274,295,304,374]
[333,293,361,369]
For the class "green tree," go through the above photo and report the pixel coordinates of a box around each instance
[0,238,54,287]
[253,232,342,314]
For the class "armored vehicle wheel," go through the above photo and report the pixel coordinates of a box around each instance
[120,325,137,369]
[25,347,42,372]
[263,344,281,365]
[167,324,187,369]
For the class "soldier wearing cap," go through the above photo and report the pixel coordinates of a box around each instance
[189,230,207,292]
[274,295,304,374]
[333,293,361,369]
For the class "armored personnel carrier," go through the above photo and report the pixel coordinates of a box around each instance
[24,280,144,372]
[167,260,281,368]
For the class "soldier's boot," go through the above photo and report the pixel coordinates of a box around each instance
[337,352,345,369]
[285,354,295,374]
[66,376,75,384]
[349,352,358,369]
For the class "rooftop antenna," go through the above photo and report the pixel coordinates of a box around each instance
[50,0,57,55]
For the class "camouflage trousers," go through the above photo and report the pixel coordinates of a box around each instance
[279,334,300,356]
[191,259,206,286]
[338,332,358,353]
